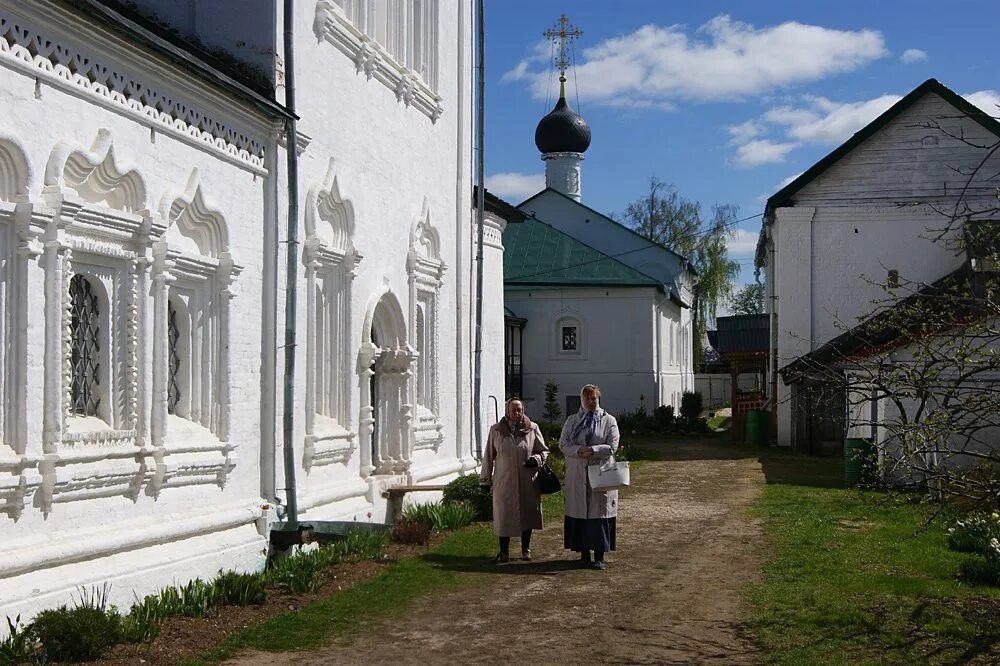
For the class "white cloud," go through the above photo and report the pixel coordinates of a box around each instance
[502,15,887,108]
[728,93,900,166]
[731,139,799,167]
[965,90,1000,115]
[900,48,927,64]
[485,172,545,202]
[727,119,763,144]
[726,228,760,256]
[777,172,803,190]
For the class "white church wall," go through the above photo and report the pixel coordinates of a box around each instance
[479,211,507,434]
[506,286,666,419]
[277,0,475,523]
[0,0,277,625]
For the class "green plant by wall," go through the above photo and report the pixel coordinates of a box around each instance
[0,616,36,664]
[401,501,477,531]
[212,571,267,607]
[30,586,122,662]
[543,380,561,422]
[443,474,492,521]
[680,391,703,421]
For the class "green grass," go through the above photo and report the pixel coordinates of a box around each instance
[706,414,731,431]
[749,452,1000,665]
[184,492,567,664]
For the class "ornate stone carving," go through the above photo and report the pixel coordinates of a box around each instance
[0,13,265,171]
[314,1,444,122]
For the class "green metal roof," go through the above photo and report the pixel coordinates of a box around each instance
[503,216,662,288]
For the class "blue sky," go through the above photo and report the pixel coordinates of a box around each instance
[483,1,1000,294]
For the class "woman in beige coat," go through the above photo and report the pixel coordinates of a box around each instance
[560,384,620,570]
[479,398,548,563]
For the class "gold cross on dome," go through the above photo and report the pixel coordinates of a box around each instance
[543,14,582,88]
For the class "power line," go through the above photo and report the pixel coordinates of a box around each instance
[507,211,763,281]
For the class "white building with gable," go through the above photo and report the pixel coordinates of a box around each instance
[0,0,501,628]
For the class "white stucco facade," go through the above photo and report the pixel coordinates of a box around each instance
[760,84,1000,449]
[506,285,693,417]
[0,0,488,630]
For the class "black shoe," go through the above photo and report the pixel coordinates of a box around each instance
[494,552,509,564]
[579,550,591,565]
[592,561,606,570]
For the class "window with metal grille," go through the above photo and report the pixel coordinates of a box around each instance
[69,274,101,416]
[561,325,578,351]
[167,301,181,414]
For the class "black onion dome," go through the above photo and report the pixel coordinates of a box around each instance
[534,96,591,154]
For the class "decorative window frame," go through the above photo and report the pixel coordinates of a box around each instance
[554,313,585,359]
[145,170,239,493]
[0,134,39,520]
[407,199,444,452]
[314,0,444,122]
[303,160,361,470]
[35,130,151,511]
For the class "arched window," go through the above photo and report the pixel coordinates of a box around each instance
[556,315,583,356]
[69,274,102,417]
[167,299,182,415]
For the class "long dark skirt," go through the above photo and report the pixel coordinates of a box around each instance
[564,516,616,553]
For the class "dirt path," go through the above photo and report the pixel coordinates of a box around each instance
[231,438,765,665]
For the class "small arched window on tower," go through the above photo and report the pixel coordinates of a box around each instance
[69,274,102,417]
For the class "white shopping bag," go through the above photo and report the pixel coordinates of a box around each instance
[587,460,630,490]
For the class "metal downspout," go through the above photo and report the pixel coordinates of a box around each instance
[280,0,300,526]
[472,0,486,460]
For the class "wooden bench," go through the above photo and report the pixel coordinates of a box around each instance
[382,484,448,518]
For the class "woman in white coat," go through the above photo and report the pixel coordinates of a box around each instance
[479,398,548,564]
[560,384,620,570]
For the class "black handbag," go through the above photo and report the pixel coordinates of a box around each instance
[537,463,561,495]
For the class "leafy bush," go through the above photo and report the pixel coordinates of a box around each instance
[327,530,387,561]
[616,406,651,434]
[948,512,1000,554]
[1,615,36,664]
[265,549,323,594]
[119,594,163,643]
[537,420,563,441]
[213,571,266,606]
[391,517,432,545]
[959,554,1000,586]
[31,605,121,662]
[653,404,674,426]
[443,474,492,521]
[615,442,646,462]
[402,501,477,531]
[545,454,565,482]
[680,391,703,421]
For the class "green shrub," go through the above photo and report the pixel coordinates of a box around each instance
[545,454,565,481]
[615,442,645,462]
[391,517,432,545]
[212,571,266,606]
[1,615,36,664]
[267,548,325,594]
[537,420,563,441]
[119,594,163,643]
[31,605,121,662]
[327,530,387,561]
[402,501,477,531]
[617,406,651,434]
[947,513,1000,555]
[959,554,1000,586]
[680,391,703,421]
[653,404,674,426]
[543,380,561,422]
[443,474,492,521]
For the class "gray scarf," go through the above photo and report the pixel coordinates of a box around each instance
[570,407,605,446]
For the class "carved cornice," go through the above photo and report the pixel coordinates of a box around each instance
[0,10,266,172]
[314,1,443,123]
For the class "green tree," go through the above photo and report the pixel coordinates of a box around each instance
[729,282,765,315]
[621,178,741,368]
[543,380,561,423]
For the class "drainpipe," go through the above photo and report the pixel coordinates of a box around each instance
[472,0,485,460]
[280,0,300,526]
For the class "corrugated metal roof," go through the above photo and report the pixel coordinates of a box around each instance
[503,217,662,288]
[715,314,770,354]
